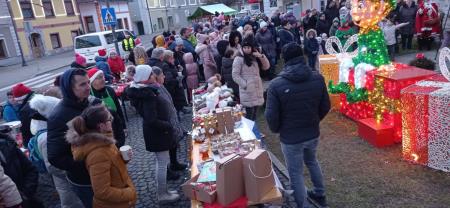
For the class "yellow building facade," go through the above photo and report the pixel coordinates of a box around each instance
[10,0,82,59]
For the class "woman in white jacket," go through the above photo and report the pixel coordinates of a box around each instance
[29,94,84,208]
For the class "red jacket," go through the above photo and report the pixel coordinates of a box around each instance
[415,2,440,36]
[107,57,125,74]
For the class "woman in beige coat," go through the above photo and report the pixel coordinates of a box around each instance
[232,37,270,121]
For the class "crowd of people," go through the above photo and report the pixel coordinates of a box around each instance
[1,0,446,207]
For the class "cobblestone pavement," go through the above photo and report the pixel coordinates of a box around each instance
[35,105,296,208]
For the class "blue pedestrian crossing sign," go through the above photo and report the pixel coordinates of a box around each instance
[101,8,116,26]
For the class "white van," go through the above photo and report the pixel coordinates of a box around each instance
[74,29,138,64]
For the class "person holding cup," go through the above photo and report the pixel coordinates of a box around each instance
[66,105,137,208]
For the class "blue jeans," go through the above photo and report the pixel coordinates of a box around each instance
[281,138,325,208]
[69,178,93,208]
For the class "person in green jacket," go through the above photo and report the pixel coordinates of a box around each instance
[335,17,356,52]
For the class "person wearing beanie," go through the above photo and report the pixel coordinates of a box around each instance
[265,42,330,208]
[172,37,186,70]
[87,68,127,148]
[256,20,277,80]
[335,16,356,50]
[47,68,102,208]
[95,49,113,83]
[329,17,340,37]
[71,53,88,69]
[11,83,36,147]
[122,33,135,52]
[29,94,84,208]
[232,37,270,121]
[107,50,125,80]
[155,35,166,48]
[195,33,217,80]
[126,65,181,203]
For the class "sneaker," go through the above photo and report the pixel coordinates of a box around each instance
[158,192,180,203]
[170,162,188,171]
[307,190,328,208]
[167,169,180,180]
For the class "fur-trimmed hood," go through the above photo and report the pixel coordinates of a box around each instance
[66,125,116,161]
[195,43,208,54]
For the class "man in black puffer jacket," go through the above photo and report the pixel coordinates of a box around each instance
[47,68,101,208]
[264,43,330,208]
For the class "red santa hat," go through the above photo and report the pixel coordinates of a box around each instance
[97,49,107,58]
[87,68,104,84]
[12,83,32,100]
[75,53,86,66]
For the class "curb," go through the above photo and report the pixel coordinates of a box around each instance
[35,64,71,77]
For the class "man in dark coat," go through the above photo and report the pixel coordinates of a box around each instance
[47,68,101,208]
[11,83,36,147]
[325,0,340,25]
[278,20,296,51]
[265,43,330,208]
[396,0,417,50]
[0,125,42,208]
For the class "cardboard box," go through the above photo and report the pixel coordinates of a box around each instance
[182,174,217,203]
[248,187,283,205]
[243,149,275,203]
[216,154,245,206]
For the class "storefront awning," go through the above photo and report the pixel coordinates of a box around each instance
[188,3,237,20]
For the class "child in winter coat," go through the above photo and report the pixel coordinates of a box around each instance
[221,49,239,99]
[183,52,199,103]
[304,29,320,69]
[95,49,114,83]
[107,50,125,81]
[329,18,340,37]
[318,33,328,55]
[381,18,409,61]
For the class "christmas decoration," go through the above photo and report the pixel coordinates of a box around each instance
[401,48,450,172]
[351,0,396,67]
[318,54,341,110]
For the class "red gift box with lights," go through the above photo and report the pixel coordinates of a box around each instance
[401,74,450,172]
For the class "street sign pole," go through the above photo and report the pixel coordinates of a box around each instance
[105,0,121,57]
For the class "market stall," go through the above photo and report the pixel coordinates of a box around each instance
[188,3,237,20]
[184,83,283,207]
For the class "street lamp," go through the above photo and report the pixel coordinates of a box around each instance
[7,0,27,66]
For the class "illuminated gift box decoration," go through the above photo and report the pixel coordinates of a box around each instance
[319,54,341,110]
[400,48,450,172]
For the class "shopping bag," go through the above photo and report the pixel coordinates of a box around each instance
[216,154,245,206]
[243,149,276,203]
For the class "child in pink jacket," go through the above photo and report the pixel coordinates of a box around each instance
[183,52,199,103]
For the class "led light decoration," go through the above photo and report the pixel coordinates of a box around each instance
[351,0,396,67]
[400,48,450,172]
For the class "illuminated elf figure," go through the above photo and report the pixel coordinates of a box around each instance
[351,0,396,67]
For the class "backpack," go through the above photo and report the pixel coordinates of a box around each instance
[27,129,47,173]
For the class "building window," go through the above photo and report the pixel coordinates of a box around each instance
[198,0,205,4]
[148,0,159,7]
[168,16,174,28]
[320,0,325,11]
[65,0,75,16]
[50,33,61,49]
[169,0,176,6]
[157,17,164,29]
[0,39,8,59]
[159,0,166,7]
[19,0,34,19]
[42,0,55,17]
[177,0,186,6]
[117,18,124,29]
[124,18,129,30]
[84,16,96,33]
[188,0,195,5]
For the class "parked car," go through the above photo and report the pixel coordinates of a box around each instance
[74,29,140,64]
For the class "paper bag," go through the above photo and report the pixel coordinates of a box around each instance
[216,154,245,206]
[243,149,276,203]
[182,174,217,203]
